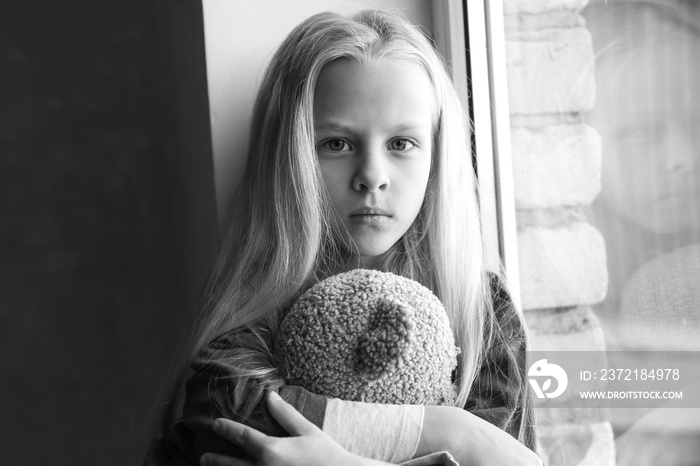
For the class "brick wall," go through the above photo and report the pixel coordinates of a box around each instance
[503,0,615,464]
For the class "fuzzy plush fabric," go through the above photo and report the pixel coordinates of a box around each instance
[275,269,459,405]
[618,243,700,349]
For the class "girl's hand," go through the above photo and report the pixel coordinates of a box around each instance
[418,405,543,466]
[200,391,389,466]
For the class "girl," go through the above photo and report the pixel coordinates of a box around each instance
[146,9,538,466]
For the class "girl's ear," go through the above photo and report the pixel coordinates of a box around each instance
[354,299,416,380]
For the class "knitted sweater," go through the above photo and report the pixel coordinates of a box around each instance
[144,275,534,465]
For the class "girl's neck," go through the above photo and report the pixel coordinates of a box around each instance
[319,252,384,279]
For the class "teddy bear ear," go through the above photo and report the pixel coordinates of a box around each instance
[355,299,416,381]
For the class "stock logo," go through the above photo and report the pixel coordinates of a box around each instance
[528,359,568,399]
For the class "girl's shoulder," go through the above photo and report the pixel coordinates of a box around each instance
[469,273,535,449]
[190,325,272,377]
[486,272,526,343]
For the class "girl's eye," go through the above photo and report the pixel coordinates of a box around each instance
[321,139,351,152]
[389,138,415,151]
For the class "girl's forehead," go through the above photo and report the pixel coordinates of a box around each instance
[317,56,433,85]
[313,57,439,120]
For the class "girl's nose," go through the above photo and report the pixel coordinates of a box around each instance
[663,127,696,172]
[352,150,390,193]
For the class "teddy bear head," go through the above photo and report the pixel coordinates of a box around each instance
[275,269,459,405]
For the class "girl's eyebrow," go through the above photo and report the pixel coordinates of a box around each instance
[314,122,354,132]
[315,122,426,132]
[392,123,424,132]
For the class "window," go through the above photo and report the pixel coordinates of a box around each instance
[492,0,700,464]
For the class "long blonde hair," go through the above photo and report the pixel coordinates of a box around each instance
[162,8,529,443]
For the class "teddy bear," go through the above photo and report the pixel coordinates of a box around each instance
[275,268,460,405]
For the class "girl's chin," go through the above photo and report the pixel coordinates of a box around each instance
[353,242,396,260]
[337,240,398,266]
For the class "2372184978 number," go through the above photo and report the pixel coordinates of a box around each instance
[599,368,680,381]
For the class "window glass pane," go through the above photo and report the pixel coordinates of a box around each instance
[583,1,700,351]
[501,1,700,464]
[585,5,700,461]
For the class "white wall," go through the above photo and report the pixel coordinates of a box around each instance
[201,0,435,222]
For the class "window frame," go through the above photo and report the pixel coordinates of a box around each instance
[433,0,521,309]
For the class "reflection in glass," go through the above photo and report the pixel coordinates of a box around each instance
[584,1,700,351]
[584,2,700,464]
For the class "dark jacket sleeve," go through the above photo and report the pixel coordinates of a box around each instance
[464,274,536,450]
[144,328,329,465]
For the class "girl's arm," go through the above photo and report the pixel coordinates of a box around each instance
[202,392,540,466]
[176,327,421,464]
[414,274,538,463]
[201,391,392,466]
[418,405,542,466]
[171,274,536,465]
[181,328,326,460]
[461,274,536,449]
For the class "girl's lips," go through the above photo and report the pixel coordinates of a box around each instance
[349,214,390,224]
[349,207,391,223]
[349,207,391,216]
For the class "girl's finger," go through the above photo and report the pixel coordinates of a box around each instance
[211,418,269,456]
[266,391,319,436]
[200,452,255,466]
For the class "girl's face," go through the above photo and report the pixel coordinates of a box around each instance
[314,58,435,267]
[590,33,700,234]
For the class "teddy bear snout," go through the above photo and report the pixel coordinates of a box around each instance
[354,298,416,381]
